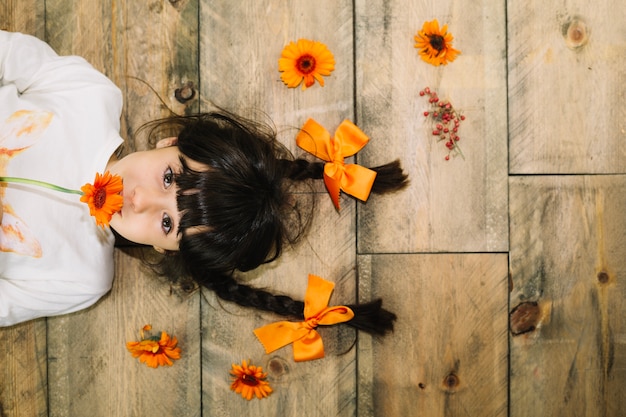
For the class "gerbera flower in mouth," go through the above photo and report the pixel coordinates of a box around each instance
[414,19,460,66]
[126,324,182,368]
[278,39,335,90]
[230,360,273,400]
[1,171,122,228]
[80,171,123,227]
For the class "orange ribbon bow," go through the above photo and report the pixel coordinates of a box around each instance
[253,274,355,362]
[296,118,377,210]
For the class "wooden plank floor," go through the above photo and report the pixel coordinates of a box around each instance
[1,1,624,416]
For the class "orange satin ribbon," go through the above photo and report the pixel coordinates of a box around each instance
[296,118,377,210]
[253,274,355,362]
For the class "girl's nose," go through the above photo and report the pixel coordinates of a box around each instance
[129,186,159,213]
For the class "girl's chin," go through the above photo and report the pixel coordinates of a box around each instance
[108,213,122,230]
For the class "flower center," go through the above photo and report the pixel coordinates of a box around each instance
[296,54,316,74]
[428,35,445,52]
[94,188,107,209]
[241,374,260,387]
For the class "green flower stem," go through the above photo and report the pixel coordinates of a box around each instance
[0,176,83,195]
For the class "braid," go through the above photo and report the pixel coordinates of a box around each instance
[199,273,396,336]
[278,158,324,180]
[280,158,409,194]
[203,273,305,318]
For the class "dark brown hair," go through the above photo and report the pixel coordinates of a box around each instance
[140,111,408,335]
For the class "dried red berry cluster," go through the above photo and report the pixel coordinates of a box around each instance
[419,87,465,160]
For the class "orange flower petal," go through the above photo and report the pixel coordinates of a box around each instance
[80,171,123,227]
[278,39,335,90]
[126,327,181,368]
[229,360,272,400]
[414,19,460,66]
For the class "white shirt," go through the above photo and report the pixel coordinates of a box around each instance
[0,31,124,326]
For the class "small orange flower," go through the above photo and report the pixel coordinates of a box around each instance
[230,360,273,400]
[278,39,335,90]
[80,171,123,227]
[414,19,460,66]
[126,325,181,368]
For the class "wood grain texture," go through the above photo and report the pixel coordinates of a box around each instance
[355,0,508,253]
[358,254,509,417]
[509,175,626,417]
[508,0,626,174]
[199,1,358,415]
[45,0,116,75]
[0,0,44,37]
[0,321,47,417]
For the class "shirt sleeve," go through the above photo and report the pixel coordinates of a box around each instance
[0,30,117,96]
[0,276,108,327]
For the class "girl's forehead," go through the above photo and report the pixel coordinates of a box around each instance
[177,151,207,172]
[150,145,203,171]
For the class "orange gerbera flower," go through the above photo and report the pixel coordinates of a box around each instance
[126,324,181,368]
[414,19,460,66]
[80,171,123,227]
[230,360,273,400]
[278,39,335,90]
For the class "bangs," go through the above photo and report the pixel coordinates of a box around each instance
[172,114,286,273]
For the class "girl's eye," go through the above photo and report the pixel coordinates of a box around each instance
[162,213,173,235]
[163,167,175,188]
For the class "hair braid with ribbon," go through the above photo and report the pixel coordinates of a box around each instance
[278,157,408,195]
[285,118,408,209]
[197,271,397,339]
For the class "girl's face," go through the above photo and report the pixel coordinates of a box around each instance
[106,138,184,252]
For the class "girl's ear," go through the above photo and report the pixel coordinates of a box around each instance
[156,137,178,148]
[153,246,166,254]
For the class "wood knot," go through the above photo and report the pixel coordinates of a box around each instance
[563,17,589,50]
[175,81,196,103]
[597,271,610,284]
[510,301,540,336]
[442,372,459,390]
[267,356,289,380]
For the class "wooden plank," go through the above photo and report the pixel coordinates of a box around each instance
[358,253,509,417]
[0,321,47,417]
[43,1,202,416]
[45,0,115,76]
[509,175,626,417]
[0,0,45,37]
[355,0,508,253]
[508,1,626,174]
[199,1,358,415]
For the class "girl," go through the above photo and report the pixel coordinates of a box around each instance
[0,31,407,334]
